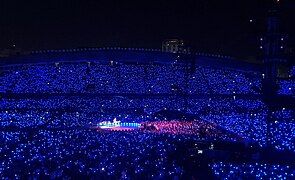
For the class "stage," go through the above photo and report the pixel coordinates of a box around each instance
[96,119,141,131]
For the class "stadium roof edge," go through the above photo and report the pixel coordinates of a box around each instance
[0,48,262,72]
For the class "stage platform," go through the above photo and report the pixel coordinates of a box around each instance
[97,121,141,131]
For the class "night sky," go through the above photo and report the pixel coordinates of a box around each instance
[0,0,295,58]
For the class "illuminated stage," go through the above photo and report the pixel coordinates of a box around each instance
[97,118,141,131]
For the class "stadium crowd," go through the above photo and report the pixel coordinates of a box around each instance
[1,61,294,178]
[2,63,262,94]
[0,130,186,179]
[141,120,238,142]
[1,96,294,152]
[278,80,294,95]
[210,162,295,179]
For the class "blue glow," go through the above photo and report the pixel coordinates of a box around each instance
[0,58,294,178]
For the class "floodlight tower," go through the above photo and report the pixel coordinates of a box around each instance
[260,0,287,148]
[261,0,286,96]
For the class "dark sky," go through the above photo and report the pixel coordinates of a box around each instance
[0,0,295,57]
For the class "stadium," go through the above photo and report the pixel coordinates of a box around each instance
[0,46,294,179]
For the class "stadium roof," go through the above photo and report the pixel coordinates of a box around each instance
[0,48,262,72]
